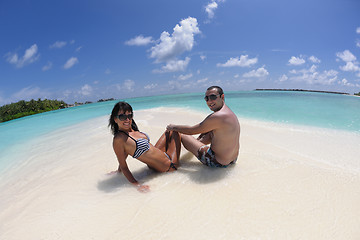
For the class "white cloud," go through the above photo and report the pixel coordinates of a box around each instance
[6,44,40,68]
[356,27,360,34]
[64,57,79,69]
[200,55,206,61]
[62,89,72,99]
[243,67,269,78]
[271,49,287,52]
[356,40,360,48]
[289,65,338,85]
[336,50,356,62]
[154,57,190,73]
[79,84,92,96]
[217,55,258,67]
[205,1,218,19]
[340,78,354,87]
[336,50,360,74]
[42,61,53,71]
[167,80,180,90]
[12,86,50,101]
[125,35,154,46]
[288,56,305,66]
[309,55,321,63]
[7,53,18,64]
[178,73,193,80]
[167,78,200,90]
[50,41,67,49]
[204,0,225,21]
[23,45,39,62]
[309,64,317,73]
[124,79,135,91]
[197,77,208,83]
[340,61,360,72]
[150,17,200,63]
[279,74,288,82]
[144,83,158,90]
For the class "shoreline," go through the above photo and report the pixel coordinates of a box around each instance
[1,107,360,239]
[1,106,359,174]
[255,88,350,95]
[2,89,359,124]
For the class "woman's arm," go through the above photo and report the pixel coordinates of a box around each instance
[113,137,149,192]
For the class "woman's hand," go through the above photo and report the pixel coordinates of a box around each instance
[107,166,123,175]
[107,170,120,175]
[133,183,150,193]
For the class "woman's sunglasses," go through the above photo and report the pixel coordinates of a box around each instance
[204,94,220,102]
[117,113,133,121]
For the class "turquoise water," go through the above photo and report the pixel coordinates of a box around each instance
[1,91,359,169]
[226,91,360,131]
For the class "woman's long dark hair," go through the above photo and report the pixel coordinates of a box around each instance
[108,101,139,135]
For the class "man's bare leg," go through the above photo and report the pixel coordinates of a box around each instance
[180,134,206,157]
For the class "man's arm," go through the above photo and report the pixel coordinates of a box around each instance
[167,114,221,135]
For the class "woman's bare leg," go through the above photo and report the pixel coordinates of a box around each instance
[155,130,181,171]
[167,131,181,167]
[154,131,167,151]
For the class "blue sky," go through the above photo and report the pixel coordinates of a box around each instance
[1,0,360,105]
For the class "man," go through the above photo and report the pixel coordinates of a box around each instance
[167,86,240,168]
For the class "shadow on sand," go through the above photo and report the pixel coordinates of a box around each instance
[174,152,234,185]
[97,167,160,193]
[97,152,235,192]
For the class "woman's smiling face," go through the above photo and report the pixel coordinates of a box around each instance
[115,110,133,131]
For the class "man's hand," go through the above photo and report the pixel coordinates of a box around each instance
[166,124,176,131]
[197,131,212,144]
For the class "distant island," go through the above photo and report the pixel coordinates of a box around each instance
[66,98,115,107]
[255,89,351,95]
[0,98,115,123]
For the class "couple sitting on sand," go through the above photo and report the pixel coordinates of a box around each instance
[108,86,240,192]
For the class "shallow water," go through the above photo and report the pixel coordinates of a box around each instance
[1,92,360,239]
[1,91,359,169]
[0,108,359,239]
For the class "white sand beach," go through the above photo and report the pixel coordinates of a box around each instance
[1,107,360,239]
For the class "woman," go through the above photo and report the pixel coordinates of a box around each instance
[108,101,181,192]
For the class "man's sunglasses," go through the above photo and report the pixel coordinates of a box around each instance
[117,113,133,121]
[204,94,220,102]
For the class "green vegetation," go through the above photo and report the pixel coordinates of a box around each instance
[0,99,67,122]
[355,92,360,96]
